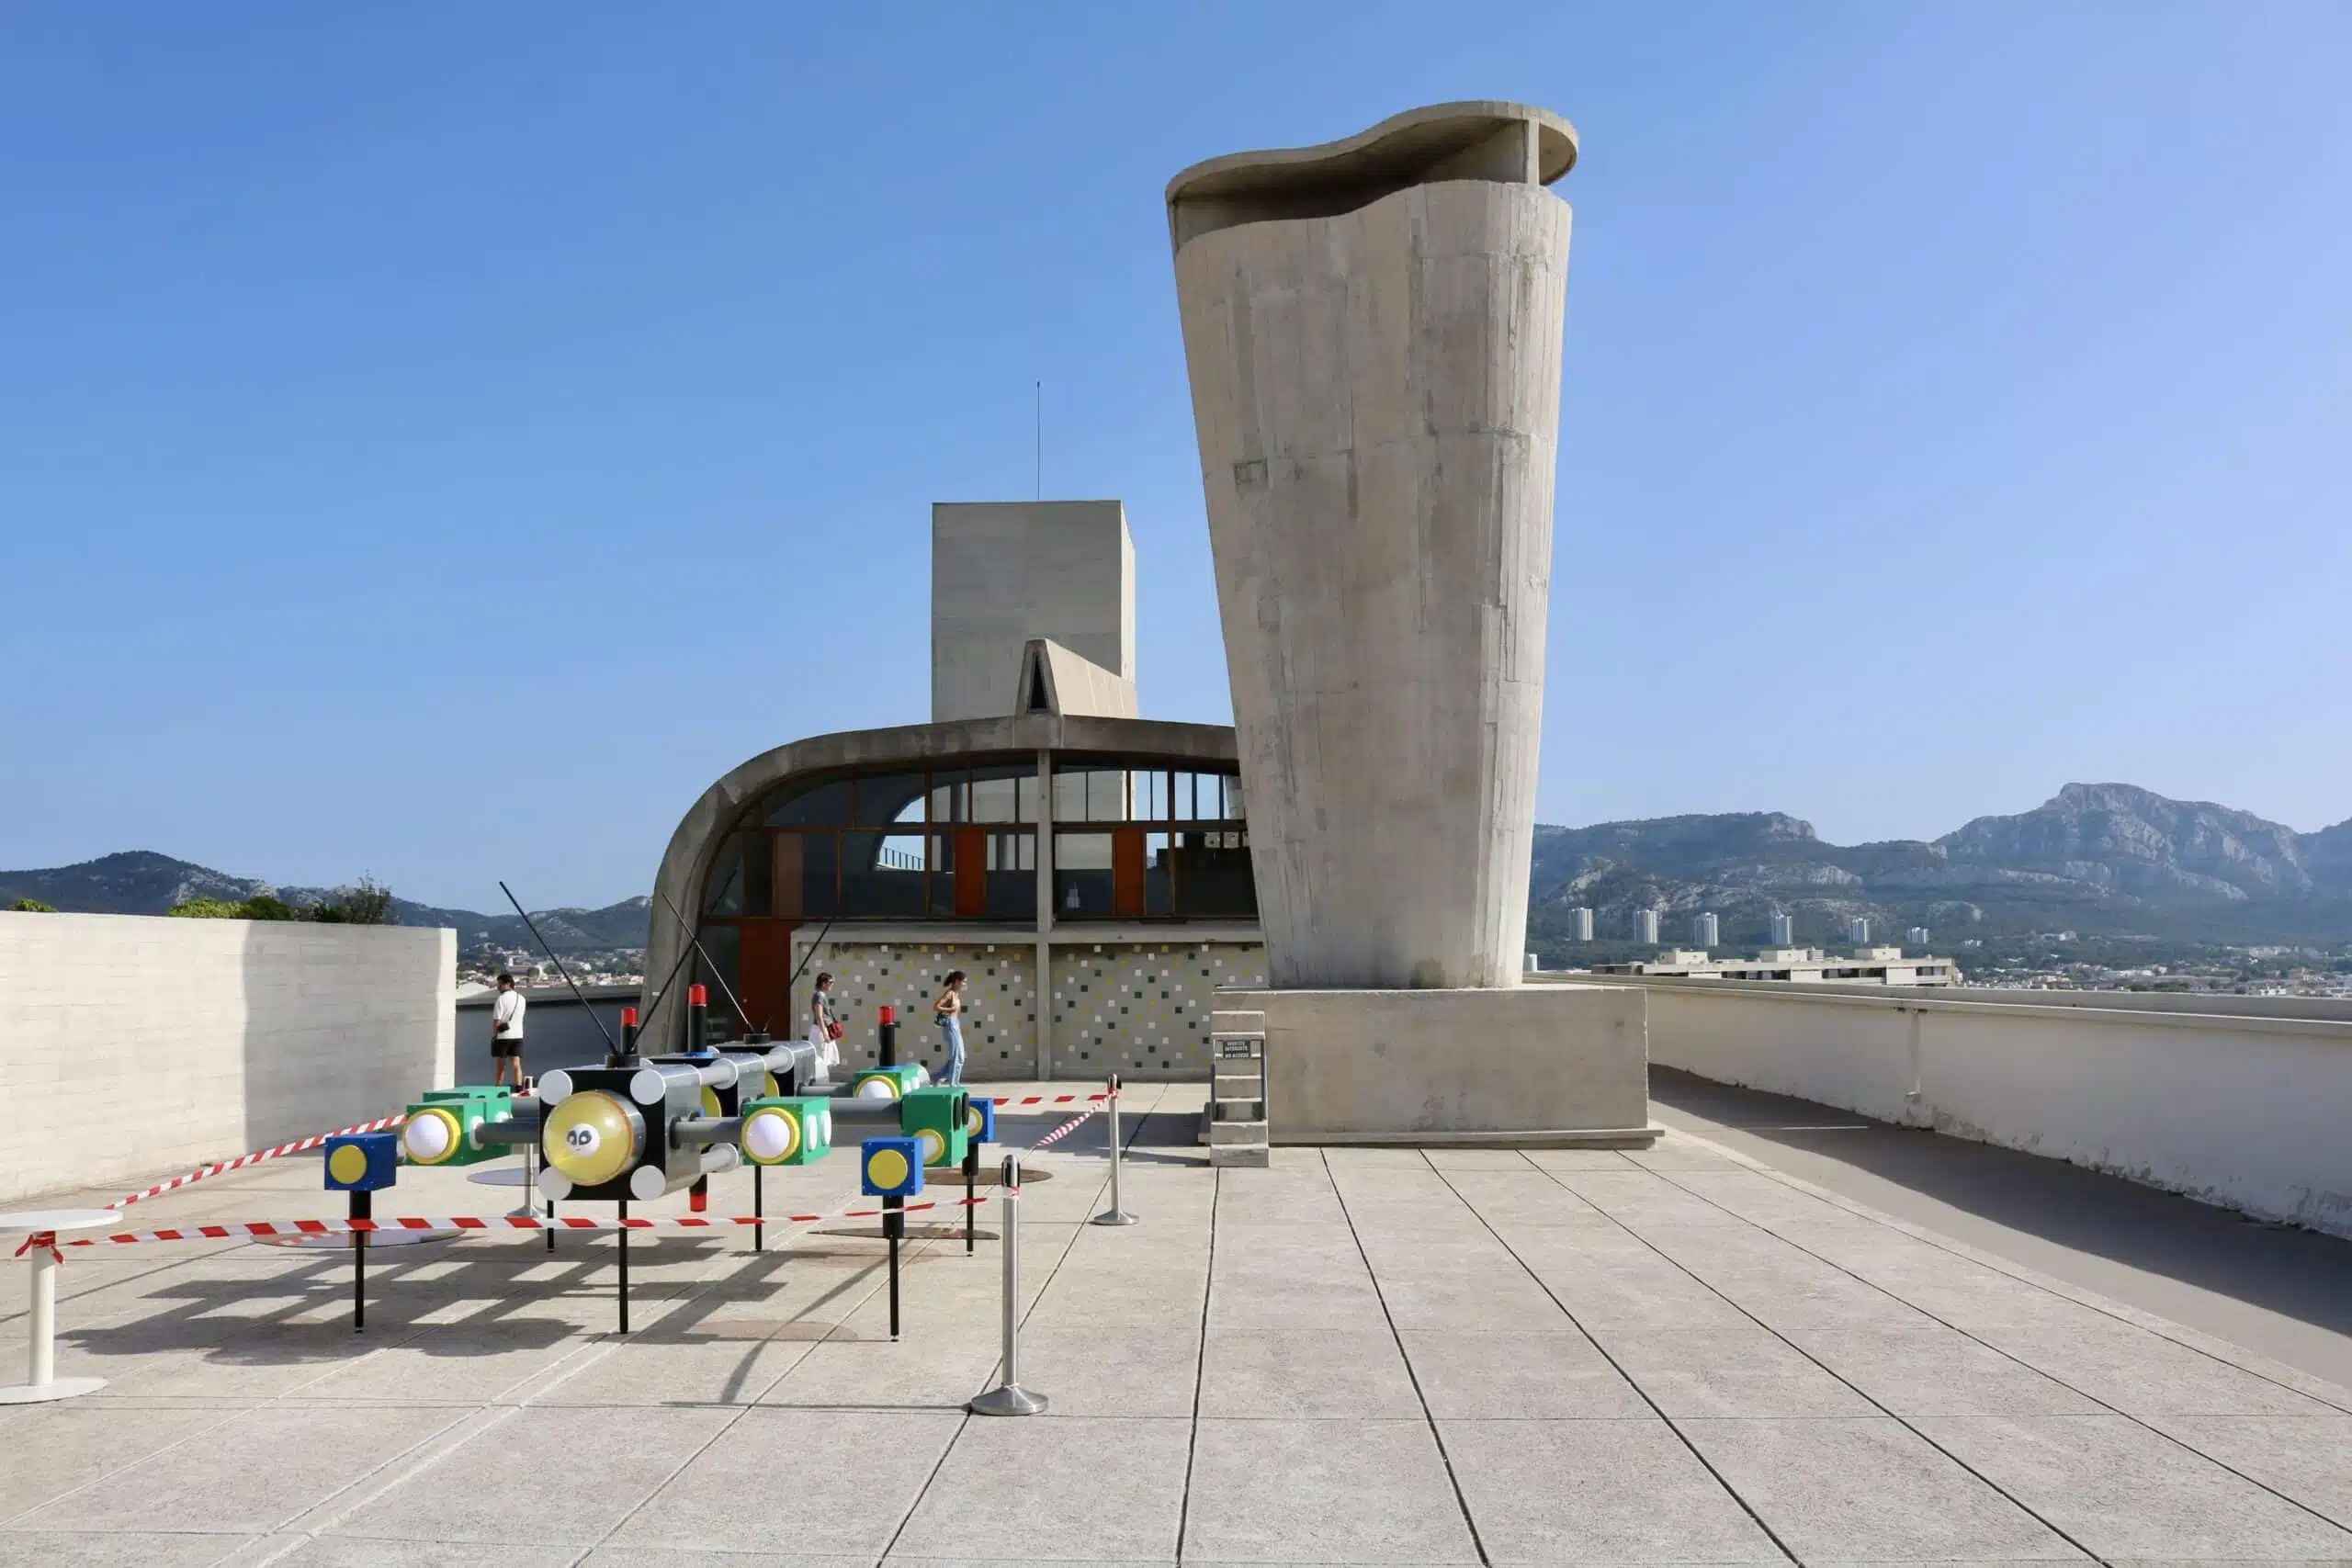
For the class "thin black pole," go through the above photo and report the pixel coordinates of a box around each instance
[655,887,752,1035]
[964,1141,978,1257]
[616,1198,630,1335]
[351,1189,369,1333]
[885,1193,903,1341]
[753,1165,764,1254]
[498,882,616,1053]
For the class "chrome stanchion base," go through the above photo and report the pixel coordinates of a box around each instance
[1090,1208,1138,1227]
[967,1382,1049,1416]
[0,1374,105,1405]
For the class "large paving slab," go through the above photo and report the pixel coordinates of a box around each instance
[2,1079,2349,1567]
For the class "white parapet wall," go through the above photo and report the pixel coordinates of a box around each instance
[1621,976,2352,1237]
[0,912,454,1205]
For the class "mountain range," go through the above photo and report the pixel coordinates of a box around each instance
[9,784,2352,953]
[1528,783,2352,950]
[0,852,651,952]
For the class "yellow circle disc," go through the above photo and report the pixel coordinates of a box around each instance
[964,1103,984,1137]
[856,1074,902,1100]
[700,1086,723,1119]
[759,1071,780,1099]
[327,1145,369,1184]
[544,1092,639,1187]
[742,1107,800,1165]
[918,1128,945,1168]
[402,1106,463,1166]
[867,1147,910,1190]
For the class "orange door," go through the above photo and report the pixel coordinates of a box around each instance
[1113,828,1146,917]
[955,827,987,917]
[738,920,797,1038]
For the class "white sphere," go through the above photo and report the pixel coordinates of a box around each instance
[855,1079,895,1100]
[402,1114,452,1162]
[744,1111,793,1163]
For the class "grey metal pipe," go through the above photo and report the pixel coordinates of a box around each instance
[472,1118,543,1148]
[673,1116,741,1147]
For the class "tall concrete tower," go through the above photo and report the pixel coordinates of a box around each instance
[1168,102,1576,990]
[1635,908,1661,945]
[1770,911,1794,947]
[1692,912,1718,949]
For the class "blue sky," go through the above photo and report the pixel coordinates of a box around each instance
[4,4,2348,909]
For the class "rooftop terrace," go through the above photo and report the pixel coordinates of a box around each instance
[6,1079,2351,1566]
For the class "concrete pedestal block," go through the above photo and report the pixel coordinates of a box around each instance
[1227,985,1657,1145]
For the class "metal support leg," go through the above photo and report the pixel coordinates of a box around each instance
[351,1189,369,1333]
[1091,1073,1136,1226]
[967,1153,1045,1416]
[753,1164,765,1254]
[964,1142,978,1256]
[616,1198,630,1336]
[885,1193,902,1342]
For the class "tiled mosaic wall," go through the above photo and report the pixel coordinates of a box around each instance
[1048,941,1267,1080]
[797,941,1039,1079]
[794,938,1266,1081]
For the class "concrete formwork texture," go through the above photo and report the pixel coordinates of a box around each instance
[1169,101,1577,991]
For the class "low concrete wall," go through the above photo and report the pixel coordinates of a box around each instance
[1615,975,2352,1236]
[0,912,454,1205]
[1232,985,1653,1145]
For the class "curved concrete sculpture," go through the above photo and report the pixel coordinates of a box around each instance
[1169,102,1577,990]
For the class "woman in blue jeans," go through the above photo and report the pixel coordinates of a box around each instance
[932,969,967,1085]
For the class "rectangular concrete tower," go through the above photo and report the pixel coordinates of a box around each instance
[930,501,1135,723]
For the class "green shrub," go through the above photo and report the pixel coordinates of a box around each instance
[167,896,296,920]
[9,897,56,912]
[308,874,395,926]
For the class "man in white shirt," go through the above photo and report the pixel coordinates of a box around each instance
[490,972,527,1088]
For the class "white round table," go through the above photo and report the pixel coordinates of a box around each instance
[0,1209,120,1404]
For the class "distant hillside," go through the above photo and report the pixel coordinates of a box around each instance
[0,852,650,953]
[1529,784,2352,952]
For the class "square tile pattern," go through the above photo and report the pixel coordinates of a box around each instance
[2,1092,2347,1567]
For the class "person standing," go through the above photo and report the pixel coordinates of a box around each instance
[932,969,967,1086]
[490,972,527,1088]
[807,971,844,1080]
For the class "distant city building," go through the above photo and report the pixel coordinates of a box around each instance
[1524,952,1540,974]
[1847,917,1871,946]
[1692,911,1718,948]
[1769,911,1793,946]
[1634,908,1660,944]
[1906,926,1930,947]
[1594,947,1957,987]
[1566,906,1593,942]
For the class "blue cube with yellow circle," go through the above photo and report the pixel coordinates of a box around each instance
[739,1095,832,1167]
[898,1086,969,1169]
[400,1088,512,1168]
[851,1064,926,1101]
[324,1131,400,1191]
[860,1136,925,1199]
[963,1094,996,1146]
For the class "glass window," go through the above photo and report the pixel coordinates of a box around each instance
[851,773,928,827]
[928,832,959,916]
[694,923,739,1029]
[741,832,773,918]
[1132,769,1169,821]
[1171,773,1199,821]
[1053,766,1129,823]
[765,778,852,827]
[1145,830,1173,915]
[841,830,926,917]
[929,775,965,824]
[1172,828,1256,917]
[971,761,1035,823]
[986,829,1035,919]
[775,830,836,917]
[703,836,744,917]
[1054,831,1114,917]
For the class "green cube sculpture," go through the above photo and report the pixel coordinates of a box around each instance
[899,1086,969,1169]
[740,1096,833,1167]
[850,1064,927,1102]
[401,1089,509,1167]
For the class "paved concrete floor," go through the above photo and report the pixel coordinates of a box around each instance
[5,1080,2351,1566]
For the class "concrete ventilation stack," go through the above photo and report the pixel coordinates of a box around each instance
[1170,102,1653,1145]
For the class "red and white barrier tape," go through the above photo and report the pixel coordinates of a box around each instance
[107,1113,411,1210]
[998,1093,1108,1108]
[58,1193,992,1247]
[1029,1104,1101,1151]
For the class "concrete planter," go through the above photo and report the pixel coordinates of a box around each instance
[1169,102,1577,989]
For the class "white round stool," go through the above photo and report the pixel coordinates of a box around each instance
[0,1209,121,1404]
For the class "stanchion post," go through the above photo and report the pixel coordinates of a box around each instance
[753,1164,765,1254]
[1091,1073,1136,1226]
[968,1152,1046,1416]
[350,1188,369,1333]
[963,1139,978,1256]
[616,1197,630,1335]
[884,1192,903,1341]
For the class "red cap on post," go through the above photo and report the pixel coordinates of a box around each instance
[689,984,707,1007]
[878,1004,897,1025]
[621,1006,639,1027]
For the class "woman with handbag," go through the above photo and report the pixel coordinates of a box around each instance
[933,970,967,1086]
[808,971,845,1078]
